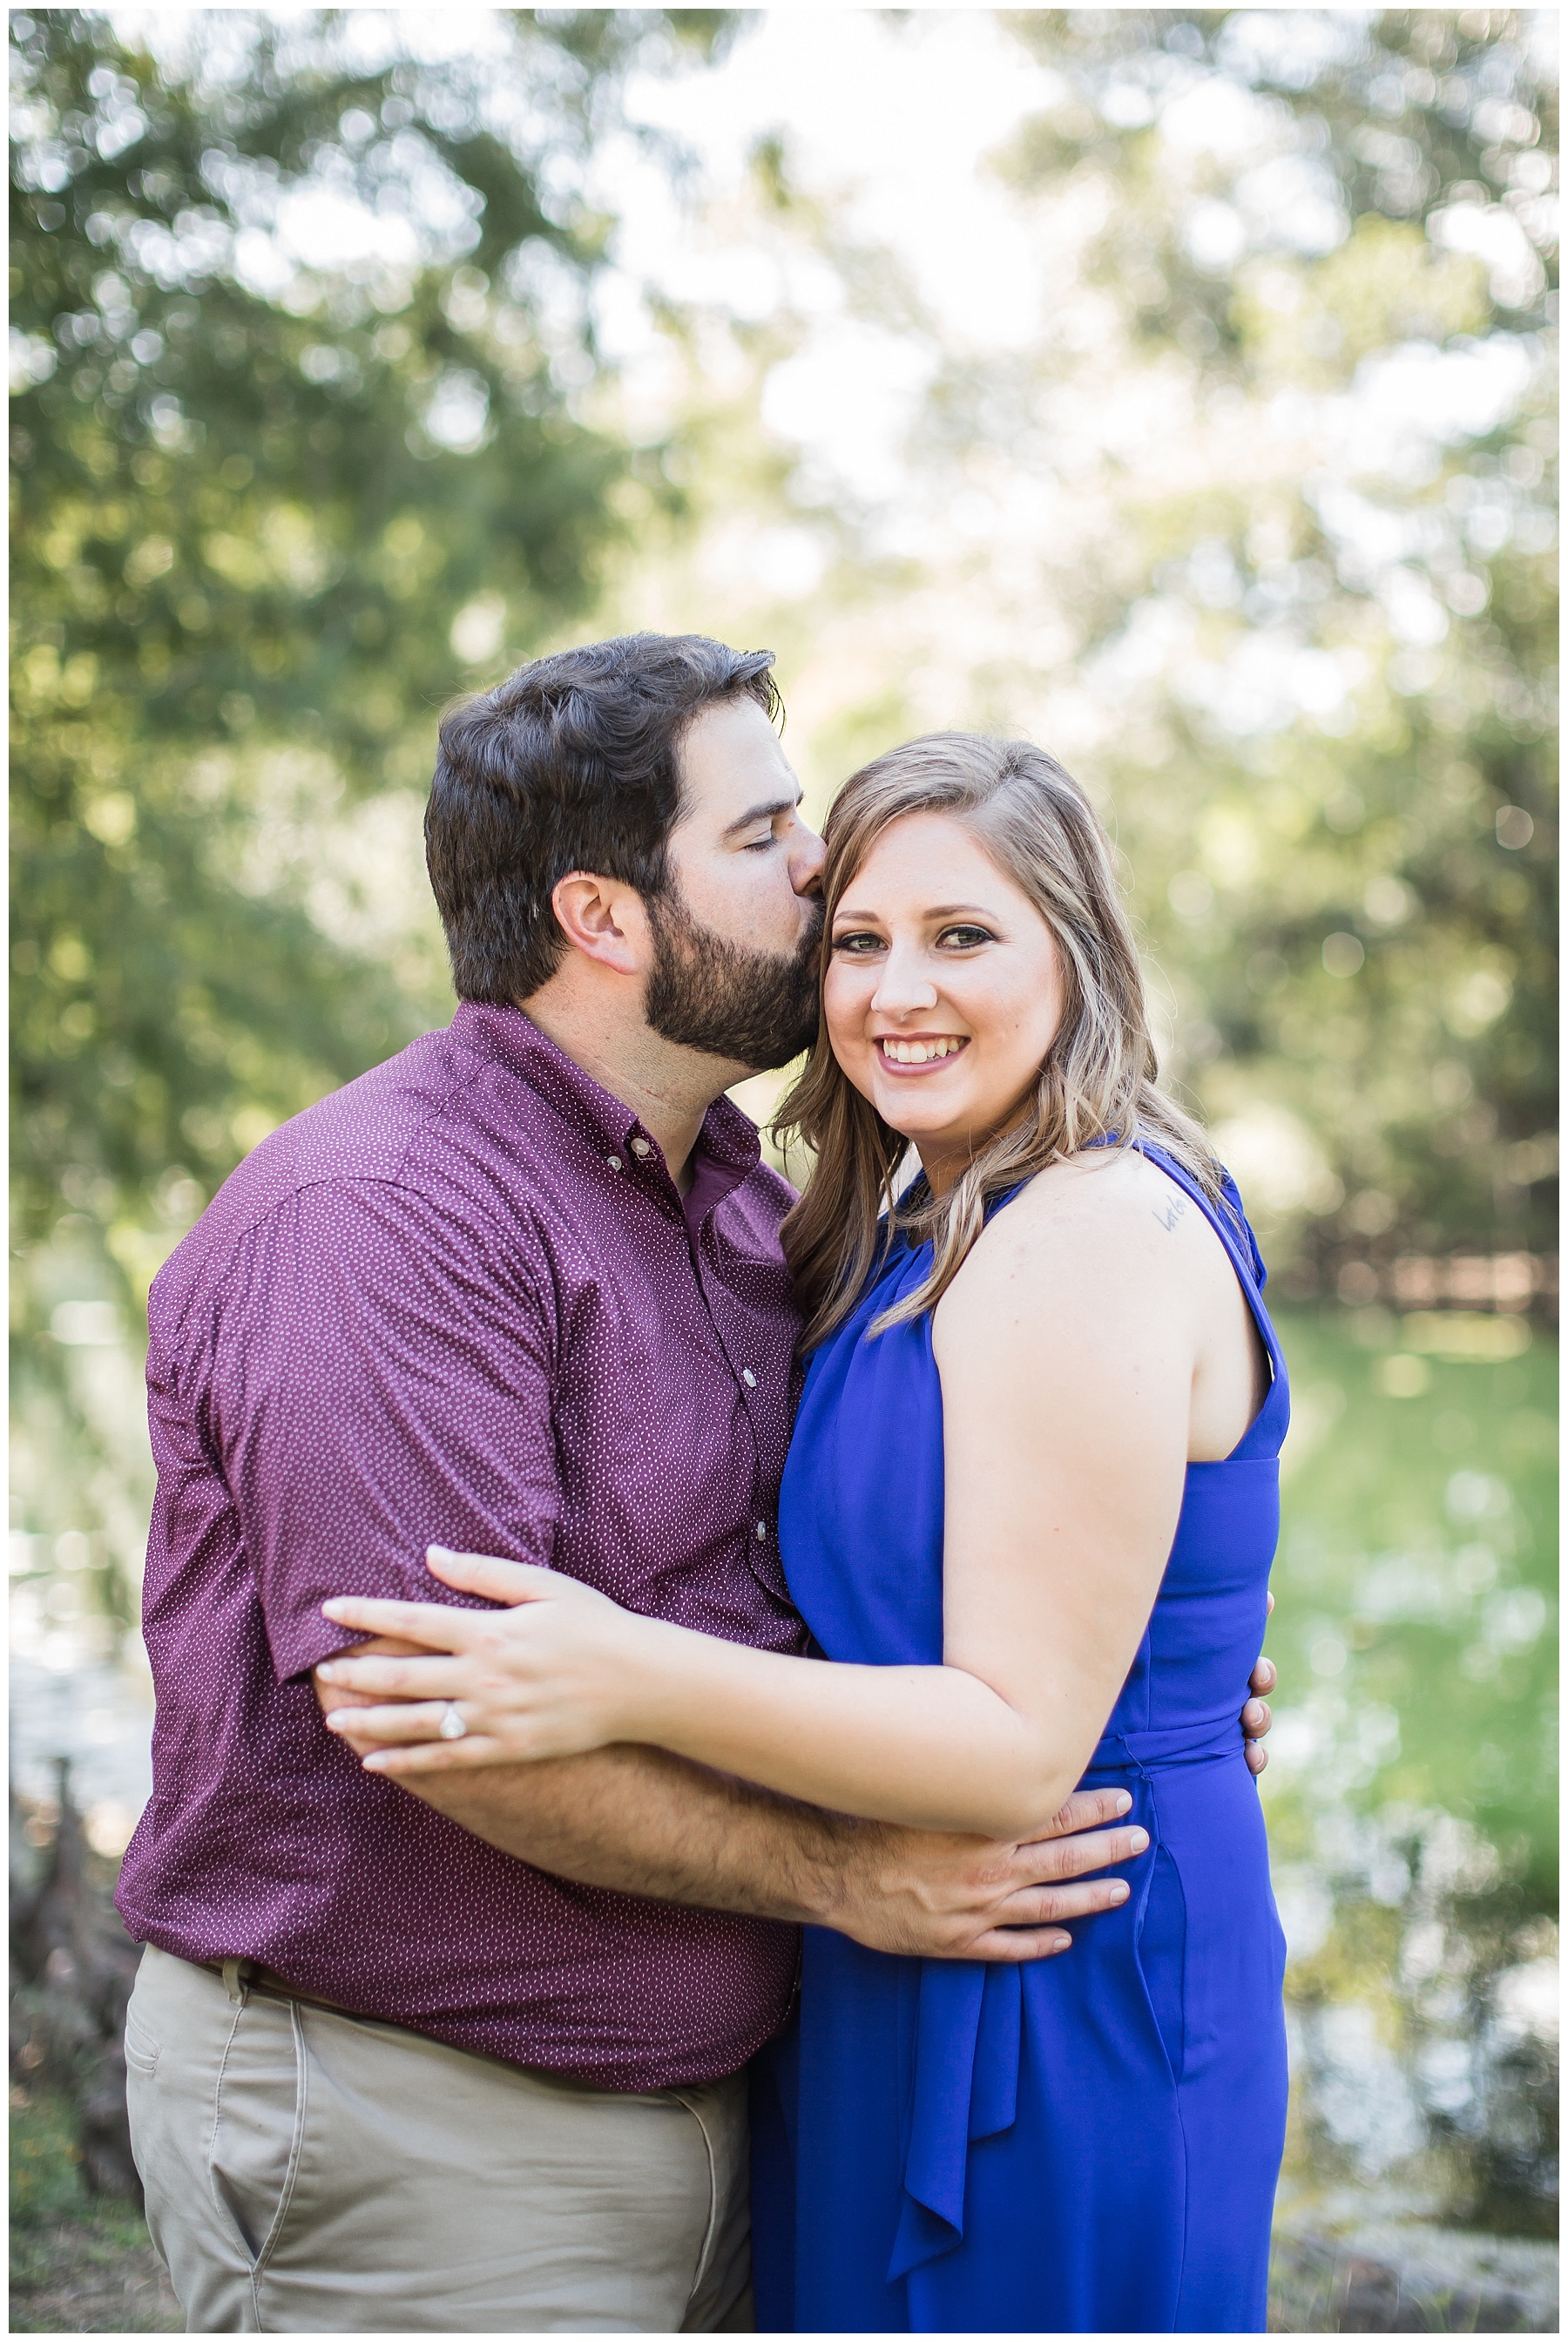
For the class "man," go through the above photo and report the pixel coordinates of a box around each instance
[118,633,1275,2332]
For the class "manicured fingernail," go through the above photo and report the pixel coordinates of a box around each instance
[427,1545,454,1560]
[1129,1829,1149,1852]
[316,1662,339,1682]
[323,1711,350,1732]
[1110,1882,1129,1902]
[321,1601,348,1619]
[1114,1792,1132,1814]
[1051,1932,1071,1950]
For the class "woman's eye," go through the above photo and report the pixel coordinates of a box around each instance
[831,931,884,955]
[743,833,777,853]
[937,924,995,950]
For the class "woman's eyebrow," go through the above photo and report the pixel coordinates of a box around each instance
[832,901,1000,926]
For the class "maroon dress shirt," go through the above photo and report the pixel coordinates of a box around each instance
[115,1004,810,2088]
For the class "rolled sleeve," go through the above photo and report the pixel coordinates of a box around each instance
[206,1179,561,1682]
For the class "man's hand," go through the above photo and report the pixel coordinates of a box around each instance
[1242,1591,1278,1778]
[819,1790,1149,1962]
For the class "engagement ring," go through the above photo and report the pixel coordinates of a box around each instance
[438,1702,468,1741]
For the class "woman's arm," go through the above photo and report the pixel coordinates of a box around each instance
[319,1166,1200,1839]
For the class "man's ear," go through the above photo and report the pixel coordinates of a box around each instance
[551,871,648,977]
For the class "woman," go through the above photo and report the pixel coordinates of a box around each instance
[321,734,1290,2332]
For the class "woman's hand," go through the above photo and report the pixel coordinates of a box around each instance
[316,1547,657,1776]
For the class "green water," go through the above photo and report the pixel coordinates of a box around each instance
[1260,1306,1557,1896]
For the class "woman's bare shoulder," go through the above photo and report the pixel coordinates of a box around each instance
[994,1145,1187,1243]
[939,1147,1206,1329]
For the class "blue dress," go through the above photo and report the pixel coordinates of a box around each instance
[753,1146,1290,2333]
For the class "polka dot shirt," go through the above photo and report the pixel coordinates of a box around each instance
[115,1004,810,2088]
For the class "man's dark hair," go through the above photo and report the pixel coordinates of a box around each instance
[426,632,782,1002]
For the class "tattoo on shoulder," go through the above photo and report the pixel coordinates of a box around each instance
[1153,1193,1187,1233]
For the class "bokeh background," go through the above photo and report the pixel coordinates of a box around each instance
[10,9,1558,2331]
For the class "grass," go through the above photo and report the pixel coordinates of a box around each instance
[1263,1305,1558,1887]
[10,2086,180,2334]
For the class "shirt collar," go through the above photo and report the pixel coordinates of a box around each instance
[451,1001,762,1225]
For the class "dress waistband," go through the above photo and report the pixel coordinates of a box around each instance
[1087,1714,1244,1774]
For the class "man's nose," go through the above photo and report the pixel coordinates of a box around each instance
[790,822,827,897]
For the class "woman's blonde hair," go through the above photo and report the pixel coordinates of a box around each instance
[775,732,1226,1350]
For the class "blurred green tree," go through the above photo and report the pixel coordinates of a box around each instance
[990,8,1558,1285]
[10,7,728,1573]
[10,13,731,1255]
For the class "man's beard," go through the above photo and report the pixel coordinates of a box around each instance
[644,885,822,1073]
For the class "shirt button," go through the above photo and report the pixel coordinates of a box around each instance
[741,1368,757,1388]
[630,1137,652,1159]
[755,1521,767,1541]
[605,1154,622,1171]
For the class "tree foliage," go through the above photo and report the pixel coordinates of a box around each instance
[10,8,720,1296]
[940,9,1558,1279]
[8,10,1557,1588]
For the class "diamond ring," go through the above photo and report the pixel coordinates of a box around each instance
[438,1702,468,1741]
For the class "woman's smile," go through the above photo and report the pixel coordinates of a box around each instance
[875,1033,970,1070]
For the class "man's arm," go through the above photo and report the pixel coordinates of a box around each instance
[313,1617,1274,1960]
[314,1651,1141,1959]
[405,1747,1147,1964]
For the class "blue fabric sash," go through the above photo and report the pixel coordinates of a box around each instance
[888,1712,1244,2280]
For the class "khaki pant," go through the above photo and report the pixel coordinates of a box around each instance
[125,1946,754,2333]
